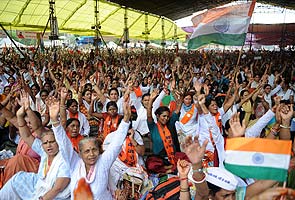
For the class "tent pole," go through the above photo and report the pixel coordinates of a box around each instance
[94,0,111,57]
[32,16,50,60]
[0,23,27,59]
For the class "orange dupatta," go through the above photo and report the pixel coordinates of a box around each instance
[156,123,176,166]
[66,132,84,152]
[207,112,222,167]
[133,86,142,97]
[103,114,120,139]
[180,105,195,124]
[69,111,79,119]
[214,112,222,133]
[118,136,137,167]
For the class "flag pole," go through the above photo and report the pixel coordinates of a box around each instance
[280,181,287,200]
[236,45,244,69]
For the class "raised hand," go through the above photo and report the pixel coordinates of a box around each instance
[197,94,206,105]
[122,96,131,123]
[91,93,97,102]
[46,96,60,120]
[280,104,293,122]
[181,135,208,165]
[229,112,246,137]
[174,90,183,105]
[177,159,191,179]
[17,90,30,111]
[60,87,68,100]
[150,89,159,100]
[194,81,202,93]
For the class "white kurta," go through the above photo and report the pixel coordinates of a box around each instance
[52,121,130,200]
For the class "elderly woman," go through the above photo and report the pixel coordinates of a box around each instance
[49,88,131,200]
[0,91,71,200]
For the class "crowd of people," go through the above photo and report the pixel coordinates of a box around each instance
[0,46,295,200]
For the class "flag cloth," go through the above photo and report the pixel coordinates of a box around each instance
[224,137,292,182]
[188,0,256,49]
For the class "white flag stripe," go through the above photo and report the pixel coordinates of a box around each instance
[191,2,252,26]
[225,150,290,169]
[190,17,250,39]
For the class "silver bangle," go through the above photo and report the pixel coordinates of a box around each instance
[280,124,291,129]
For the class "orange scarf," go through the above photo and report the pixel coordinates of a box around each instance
[69,111,79,119]
[133,86,142,97]
[103,114,120,139]
[209,129,219,167]
[214,112,222,133]
[66,132,84,152]
[180,106,195,124]
[203,150,214,168]
[118,136,137,167]
[157,123,176,166]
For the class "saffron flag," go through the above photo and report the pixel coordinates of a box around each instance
[224,138,292,182]
[188,0,256,49]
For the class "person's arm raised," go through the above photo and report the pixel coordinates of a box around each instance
[20,90,43,137]
[59,87,68,128]
[88,93,103,119]
[228,112,246,138]
[92,74,106,105]
[279,103,293,140]
[47,96,80,167]
[101,96,131,167]
[178,159,191,200]
[147,89,159,123]
[16,92,34,147]
[182,136,209,200]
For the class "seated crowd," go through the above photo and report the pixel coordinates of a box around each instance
[0,47,295,200]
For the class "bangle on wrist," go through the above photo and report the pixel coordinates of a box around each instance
[60,105,66,109]
[51,121,60,125]
[190,172,206,184]
[180,187,190,192]
[188,167,207,184]
[280,124,291,129]
[18,123,26,128]
[192,168,204,174]
[179,177,188,181]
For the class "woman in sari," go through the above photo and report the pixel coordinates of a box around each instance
[0,94,43,186]
[49,88,131,200]
[0,91,71,200]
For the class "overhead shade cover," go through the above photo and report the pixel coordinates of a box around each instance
[0,0,186,40]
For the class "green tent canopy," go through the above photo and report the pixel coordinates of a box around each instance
[0,0,186,40]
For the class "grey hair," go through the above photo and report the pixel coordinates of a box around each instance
[78,137,103,154]
[40,130,55,139]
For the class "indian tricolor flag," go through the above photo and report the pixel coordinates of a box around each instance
[188,0,256,49]
[224,138,292,182]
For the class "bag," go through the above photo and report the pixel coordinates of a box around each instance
[145,176,180,200]
[117,167,146,200]
[145,153,189,174]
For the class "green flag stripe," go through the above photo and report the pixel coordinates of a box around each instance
[224,163,288,182]
[188,33,247,50]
